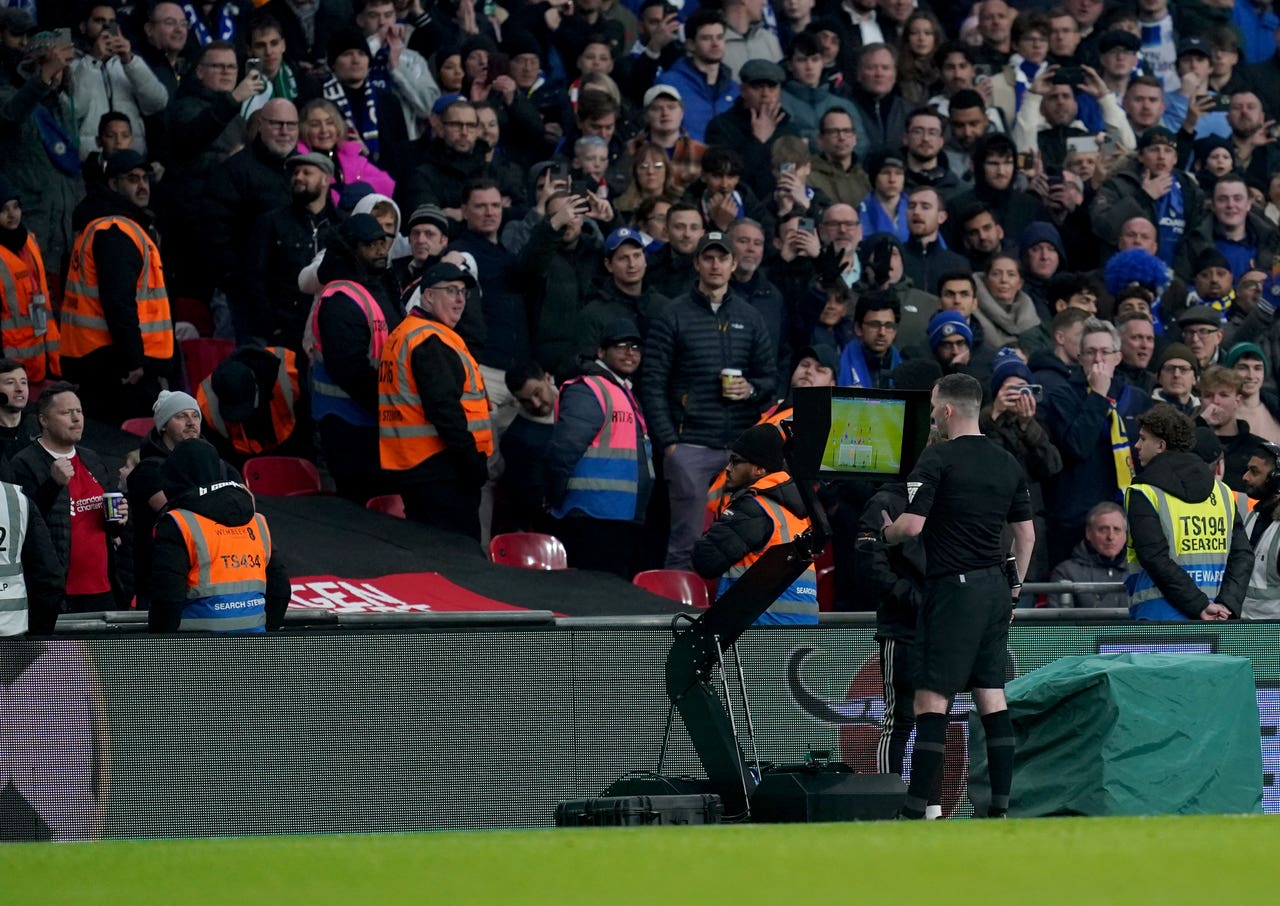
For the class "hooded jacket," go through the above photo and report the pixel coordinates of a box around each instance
[149,440,290,632]
[653,58,740,143]
[1126,449,1252,617]
[692,473,808,583]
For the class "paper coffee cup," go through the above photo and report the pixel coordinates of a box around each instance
[721,368,743,396]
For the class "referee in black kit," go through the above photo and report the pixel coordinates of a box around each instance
[881,373,1035,819]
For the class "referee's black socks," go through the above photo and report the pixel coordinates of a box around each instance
[982,709,1015,818]
[899,712,947,819]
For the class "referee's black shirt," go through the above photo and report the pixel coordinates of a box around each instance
[904,435,1034,579]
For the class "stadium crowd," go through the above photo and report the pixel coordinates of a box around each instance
[2,0,1280,632]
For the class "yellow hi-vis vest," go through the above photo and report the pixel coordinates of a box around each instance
[1125,479,1234,620]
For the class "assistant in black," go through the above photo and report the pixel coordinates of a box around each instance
[882,373,1035,819]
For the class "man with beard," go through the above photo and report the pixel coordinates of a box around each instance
[0,360,37,464]
[63,150,174,424]
[901,186,967,300]
[694,423,818,624]
[902,108,963,203]
[1241,440,1280,618]
[944,90,992,185]
[126,389,240,610]
[248,152,343,351]
[957,203,1006,272]
[545,320,654,577]
[946,133,1048,251]
[392,204,449,297]
[309,213,403,504]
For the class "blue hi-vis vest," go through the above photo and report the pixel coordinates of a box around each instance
[1125,479,1234,621]
[716,475,818,625]
[550,375,652,522]
[168,508,272,634]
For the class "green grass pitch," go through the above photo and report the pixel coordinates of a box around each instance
[1,816,1274,904]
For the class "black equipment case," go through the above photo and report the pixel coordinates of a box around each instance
[554,794,723,827]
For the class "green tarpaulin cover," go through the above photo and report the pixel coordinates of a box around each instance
[968,653,1263,816]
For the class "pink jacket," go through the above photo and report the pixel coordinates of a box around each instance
[297,141,395,208]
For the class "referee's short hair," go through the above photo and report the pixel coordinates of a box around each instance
[934,372,982,418]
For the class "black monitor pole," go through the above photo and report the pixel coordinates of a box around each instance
[662,424,827,817]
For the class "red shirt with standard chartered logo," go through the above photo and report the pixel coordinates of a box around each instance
[61,449,111,596]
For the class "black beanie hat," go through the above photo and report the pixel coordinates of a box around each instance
[730,424,786,473]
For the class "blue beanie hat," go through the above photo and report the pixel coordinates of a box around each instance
[927,310,973,352]
[990,346,1033,396]
[1019,221,1066,261]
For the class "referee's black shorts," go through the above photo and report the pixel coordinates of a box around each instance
[914,567,1009,698]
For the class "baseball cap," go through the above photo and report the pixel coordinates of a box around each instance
[696,231,732,255]
[1176,36,1211,59]
[604,227,645,255]
[1099,30,1141,54]
[739,59,786,85]
[643,84,682,107]
[286,151,335,177]
[601,318,642,346]
[103,149,148,178]
[420,261,476,288]
[210,361,258,423]
[342,213,391,243]
[1136,126,1177,151]
[797,344,839,373]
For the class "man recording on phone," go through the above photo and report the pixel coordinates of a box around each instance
[1011,63,1134,170]
[70,5,168,160]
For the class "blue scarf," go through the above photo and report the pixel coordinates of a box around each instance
[33,103,79,176]
[858,194,909,242]
[183,2,237,46]
[369,41,392,94]
[324,76,381,159]
[837,341,901,388]
[1153,176,1185,266]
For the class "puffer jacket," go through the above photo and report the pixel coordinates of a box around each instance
[641,286,778,449]
[1049,539,1129,608]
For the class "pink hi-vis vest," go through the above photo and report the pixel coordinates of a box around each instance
[550,374,652,522]
[306,279,389,425]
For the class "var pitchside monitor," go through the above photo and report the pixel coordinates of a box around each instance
[790,387,932,481]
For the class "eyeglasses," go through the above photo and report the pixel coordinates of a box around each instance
[824,219,860,229]
[443,120,479,130]
[429,285,467,299]
[610,342,642,351]
[1161,363,1193,374]
[1079,347,1113,359]
[861,320,897,332]
[264,119,299,130]
[1182,327,1220,339]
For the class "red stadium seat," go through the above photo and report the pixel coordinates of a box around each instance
[180,337,235,393]
[632,570,710,608]
[817,566,836,612]
[171,296,214,337]
[243,456,322,496]
[488,532,568,570]
[365,494,406,518]
[120,417,153,438]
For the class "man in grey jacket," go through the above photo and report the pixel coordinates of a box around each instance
[1048,501,1129,608]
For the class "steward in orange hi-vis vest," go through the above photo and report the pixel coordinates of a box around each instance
[0,226,60,383]
[377,261,492,539]
[149,439,290,633]
[197,346,304,466]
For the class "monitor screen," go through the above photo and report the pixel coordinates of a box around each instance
[790,387,932,481]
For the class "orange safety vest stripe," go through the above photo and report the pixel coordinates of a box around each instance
[169,508,273,597]
[0,235,60,382]
[62,216,173,360]
[705,409,791,523]
[196,348,300,456]
[377,314,493,471]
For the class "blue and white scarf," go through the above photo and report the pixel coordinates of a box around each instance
[1153,176,1185,266]
[183,2,237,46]
[324,76,381,159]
